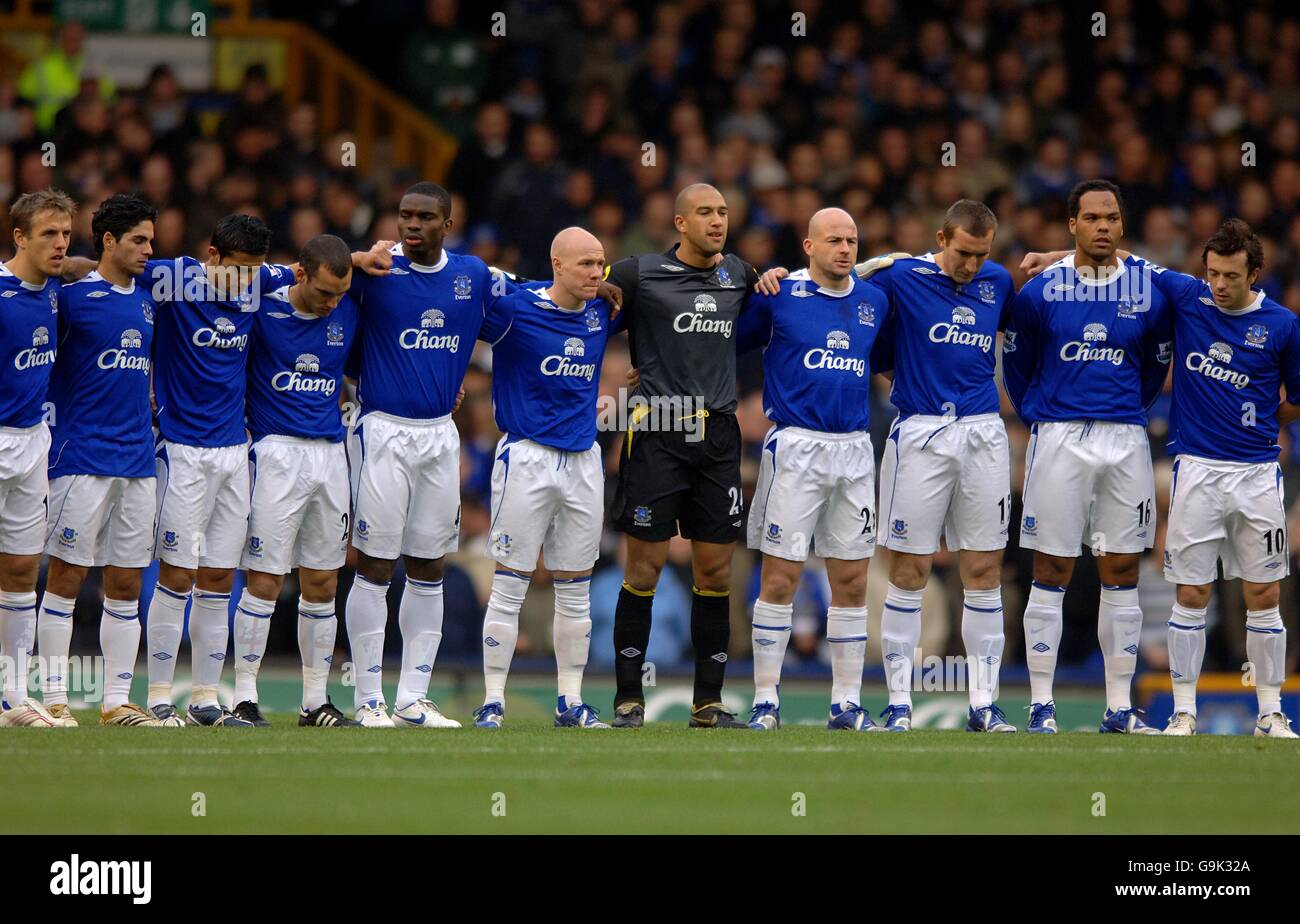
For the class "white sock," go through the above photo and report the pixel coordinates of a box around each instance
[233,590,275,705]
[1247,607,1285,716]
[298,597,336,711]
[553,577,592,704]
[827,605,868,709]
[1099,584,1142,712]
[881,584,923,707]
[962,587,1005,708]
[1023,582,1065,705]
[189,590,231,708]
[1,590,38,709]
[1167,602,1207,716]
[395,577,444,711]
[101,598,141,711]
[752,598,794,706]
[483,570,528,706]
[146,584,189,708]
[345,575,389,710]
[37,591,77,706]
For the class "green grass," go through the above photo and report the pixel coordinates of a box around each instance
[5,713,1298,833]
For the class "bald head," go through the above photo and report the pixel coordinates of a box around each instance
[803,207,859,286]
[549,225,606,307]
[673,183,729,262]
[808,207,856,240]
[674,183,723,218]
[551,225,602,262]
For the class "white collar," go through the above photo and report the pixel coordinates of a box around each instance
[392,243,449,274]
[788,268,854,297]
[79,270,137,295]
[0,261,49,291]
[1216,288,1266,316]
[1062,252,1127,287]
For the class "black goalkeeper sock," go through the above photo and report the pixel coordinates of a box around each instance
[691,587,731,706]
[614,583,654,705]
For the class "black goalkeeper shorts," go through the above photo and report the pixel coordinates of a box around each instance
[612,410,742,544]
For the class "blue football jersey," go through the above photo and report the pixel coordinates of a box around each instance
[737,270,889,432]
[47,271,156,478]
[148,257,294,447]
[483,287,621,451]
[245,287,360,443]
[1136,259,1300,463]
[869,254,1015,417]
[1003,254,1173,425]
[0,263,59,428]
[350,246,515,421]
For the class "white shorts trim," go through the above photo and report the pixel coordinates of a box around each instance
[1164,454,1289,584]
[242,436,350,574]
[350,411,460,561]
[0,422,49,555]
[747,426,876,562]
[1019,420,1155,557]
[45,475,156,568]
[154,440,251,570]
[877,413,1011,554]
[488,436,603,573]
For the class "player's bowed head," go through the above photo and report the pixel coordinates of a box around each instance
[549,226,606,310]
[291,233,354,318]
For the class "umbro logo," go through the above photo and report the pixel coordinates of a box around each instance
[911,266,936,275]
[485,636,500,648]
[660,264,686,272]
[1123,644,1138,655]
[711,653,728,663]
[619,647,641,658]
[87,290,109,298]
[1032,642,1051,653]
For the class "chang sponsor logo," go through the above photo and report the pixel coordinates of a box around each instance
[399,309,459,350]
[803,328,865,376]
[191,316,248,350]
[672,292,733,337]
[1185,341,1249,389]
[1059,323,1125,366]
[928,308,993,352]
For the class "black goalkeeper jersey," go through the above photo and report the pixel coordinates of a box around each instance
[606,246,757,414]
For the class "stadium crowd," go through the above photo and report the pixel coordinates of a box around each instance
[3,0,1299,683]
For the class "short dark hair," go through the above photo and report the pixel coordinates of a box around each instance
[211,213,271,257]
[300,234,352,280]
[91,194,157,256]
[941,199,998,239]
[11,187,76,234]
[1068,179,1124,219]
[402,181,452,219]
[1202,218,1264,275]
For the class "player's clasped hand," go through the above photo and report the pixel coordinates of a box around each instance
[755,266,788,295]
[358,239,397,276]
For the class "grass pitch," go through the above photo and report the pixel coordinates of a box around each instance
[4,713,1297,834]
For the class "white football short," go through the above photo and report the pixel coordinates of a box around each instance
[488,436,603,573]
[155,440,251,570]
[878,413,1011,554]
[748,425,876,562]
[46,474,156,568]
[242,436,350,574]
[350,411,460,561]
[1019,420,1155,557]
[0,422,49,555]
[1164,454,1289,585]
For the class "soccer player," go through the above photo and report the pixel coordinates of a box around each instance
[0,189,71,728]
[230,234,361,728]
[473,227,622,730]
[1026,220,1300,738]
[605,183,760,729]
[58,218,387,727]
[344,182,514,728]
[143,215,292,727]
[737,208,891,732]
[760,200,1018,732]
[36,194,165,727]
[1002,180,1172,735]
